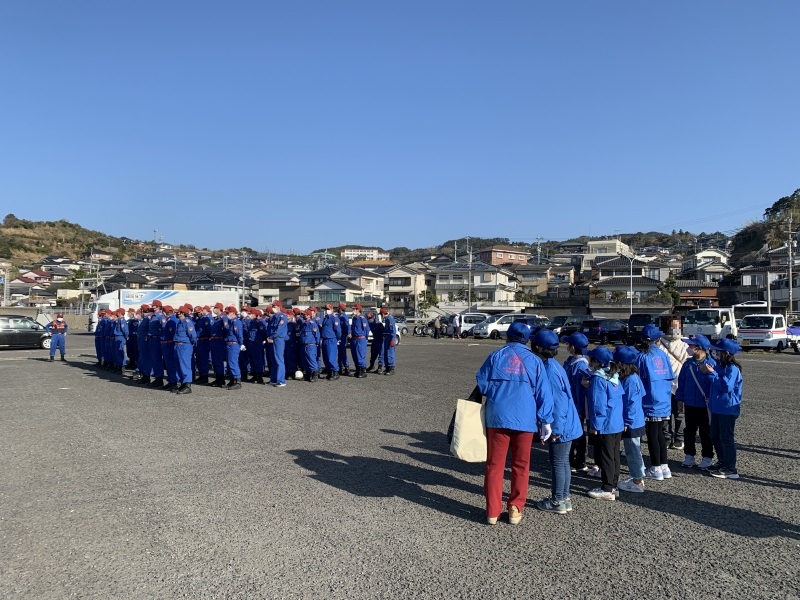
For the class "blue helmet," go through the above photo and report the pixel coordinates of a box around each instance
[587,345,614,367]
[641,323,663,341]
[711,338,741,355]
[507,321,532,343]
[531,327,560,349]
[561,332,589,349]
[613,345,639,364]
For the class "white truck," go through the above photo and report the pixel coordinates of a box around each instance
[88,289,240,332]
[682,307,738,341]
[737,314,790,352]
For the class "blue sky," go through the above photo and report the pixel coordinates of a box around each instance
[1,1,798,254]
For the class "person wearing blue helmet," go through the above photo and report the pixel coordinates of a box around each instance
[476,321,554,525]
[636,323,675,481]
[676,335,717,470]
[614,345,647,494]
[582,345,624,501]
[562,332,590,473]
[530,328,583,515]
[701,338,743,479]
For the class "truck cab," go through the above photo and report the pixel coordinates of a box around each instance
[683,308,737,341]
[737,314,787,352]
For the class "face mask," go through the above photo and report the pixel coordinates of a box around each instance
[326,310,333,315]
[57,318,63,322]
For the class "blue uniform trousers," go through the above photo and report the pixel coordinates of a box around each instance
[338,341,349,370]
[127,336,138,363]
[114,336,127,367]
[382,336,396,367]
[285,341,297,375]
[50,333,66,358]
[322,339,338,372]
[249,343,266,374]
[137,335,151,375]
[270,338,286,384]
[350,336,367,368]
[196,339,211,376]
[175,342,194,384]
[238,344,250,376]
[162,342,178,383]
[370,337,383,366]
[94,336,103,361]
[149,337,164,378]
[303,343,318,372]
[225,343,242,378]
[105,337,114,363]
[211,339,226,377]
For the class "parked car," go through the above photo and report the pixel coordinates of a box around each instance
[393,316,409,335]
[626,313,660,343]
[368,327,401,346]
[0,315,52,349]
[444,312,491,337]
[472,313,546,340]
[547,315,587,336]
[580,319,628,344]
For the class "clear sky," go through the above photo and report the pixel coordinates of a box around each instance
[1,1,798,254]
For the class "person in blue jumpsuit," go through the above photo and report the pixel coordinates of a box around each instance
[367,312,384,373]
[174,305,198,394]
[247,309,268,384]
[161,306,179,391]
[285,309,300,379]
[311,307,323,370]
[136,305,152,384]
[194,306,212,384]
[349,304,369,378]
[237,308,251,382]
[267,302,289,387]
[337,302,351,376]
[148,301,167,387]
[126,308,139,370]
[209,303,227,387]
[223,305,245,390]
[112,308,129,372]
[380,308,397,375]
[320,304,342,380]
[104,311,116,370]
[94,309,106,366]
[45,312,69,361]
[300,308,320,382]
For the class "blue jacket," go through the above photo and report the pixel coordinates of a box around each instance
[339,312,350,339]
[588,370,624,435]
[636,346,674,418]
[708,363,743,416]
[676,355,717,408]
[563,354,590,418]
[269,312,289,341]
[541,358,583,443]
[620,373,646,432]
[300,319,320,345]
[476,342,554,433]
[113,317,129,339]
[209,315,225,339]
[383,315,397,338]
[351,314,369,338]
[148,312,165,338]
[224,317,244,345]
[196,314,212,340]
[137,314,151,338]
[46,320,69,335]
[174,316,197,344]
[320,313,341,340]
[162,315,178,342]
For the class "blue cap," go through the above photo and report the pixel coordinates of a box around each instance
[711,338,741,355]
[613,345,639,364]
[641,323,663,341]
[682,334,711,351]
[587,345,614,367]
[531,327,560,349]
[561,332,589,349]
[507,321,532,343]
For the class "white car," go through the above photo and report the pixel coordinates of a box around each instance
[472,313,538,340]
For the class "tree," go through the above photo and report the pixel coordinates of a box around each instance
[417,290,438,317]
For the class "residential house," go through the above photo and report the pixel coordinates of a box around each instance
[330,266,384,303]
[677,249,732,283]
[18,269,53,285]
[382,264,429,315]
[433,261,519,310]
[340,247,390,261]
[257,271,302,306]
[86,248,115,261]
[475,245,531,266]
[310,279,365,304]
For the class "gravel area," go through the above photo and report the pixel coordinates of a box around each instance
[2,334,799,599]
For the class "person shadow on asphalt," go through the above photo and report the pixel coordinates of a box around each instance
[288,449,483,521]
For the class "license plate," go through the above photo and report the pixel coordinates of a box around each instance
[741,340,749,346]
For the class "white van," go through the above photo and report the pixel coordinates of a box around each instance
[456,312,491,337]
[472,313,545,340]
[738,314,788,352]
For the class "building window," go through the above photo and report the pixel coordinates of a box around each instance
[496,252,503,258]
[483,272,492,282]
[437,274,449,282]
[388,277,411,287]
[452,274,464,283]
[508,254,515,260]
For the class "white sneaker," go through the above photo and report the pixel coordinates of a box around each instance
[681,455,695,468]
[587,488,615,501]
[508,505,523,525]
[644,466,664,481]
[618,478,645,493]
[586,465,602,478]
[698,457,714,470]
[661,467,673,479]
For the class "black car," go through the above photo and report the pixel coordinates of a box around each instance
[0,315,52,349]
[580,319,628,344]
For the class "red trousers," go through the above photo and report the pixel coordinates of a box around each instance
[484,428,534,518]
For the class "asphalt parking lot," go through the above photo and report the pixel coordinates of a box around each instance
[2,334,799,599]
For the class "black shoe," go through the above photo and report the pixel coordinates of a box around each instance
[60,355,66,362]
[209,376,224,387]
[670,442,684,450]
[226,378,242,390]
[137,375,151,385]
[196,375,209,385]
[164,382,179,392]
[176,384,192,395]
[49,356,54,362]
[149,377,164,387]
[356,368,368,379]
[375,366,384,374]
[341,367,350,377]
[331,372,340,381]
[384,367,394,375]
[366,364,374,373]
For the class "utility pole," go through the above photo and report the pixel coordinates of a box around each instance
[466,237,472,311]
[789,215,795,315]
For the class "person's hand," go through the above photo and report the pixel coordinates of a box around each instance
[624,425,628,432]
[390,339,395,347]
[267,338,274,344]
[700,363,714,374]
[581,378,590,389]
[240,345,246,351]
[539,423,552,443]
[590,429,598,435]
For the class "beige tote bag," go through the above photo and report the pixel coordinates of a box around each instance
[450,398,487,462]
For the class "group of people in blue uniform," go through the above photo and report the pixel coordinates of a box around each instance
[475,321,744,525]
[93,300,399,394]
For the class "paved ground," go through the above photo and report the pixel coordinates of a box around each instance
[2,334,799,599]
